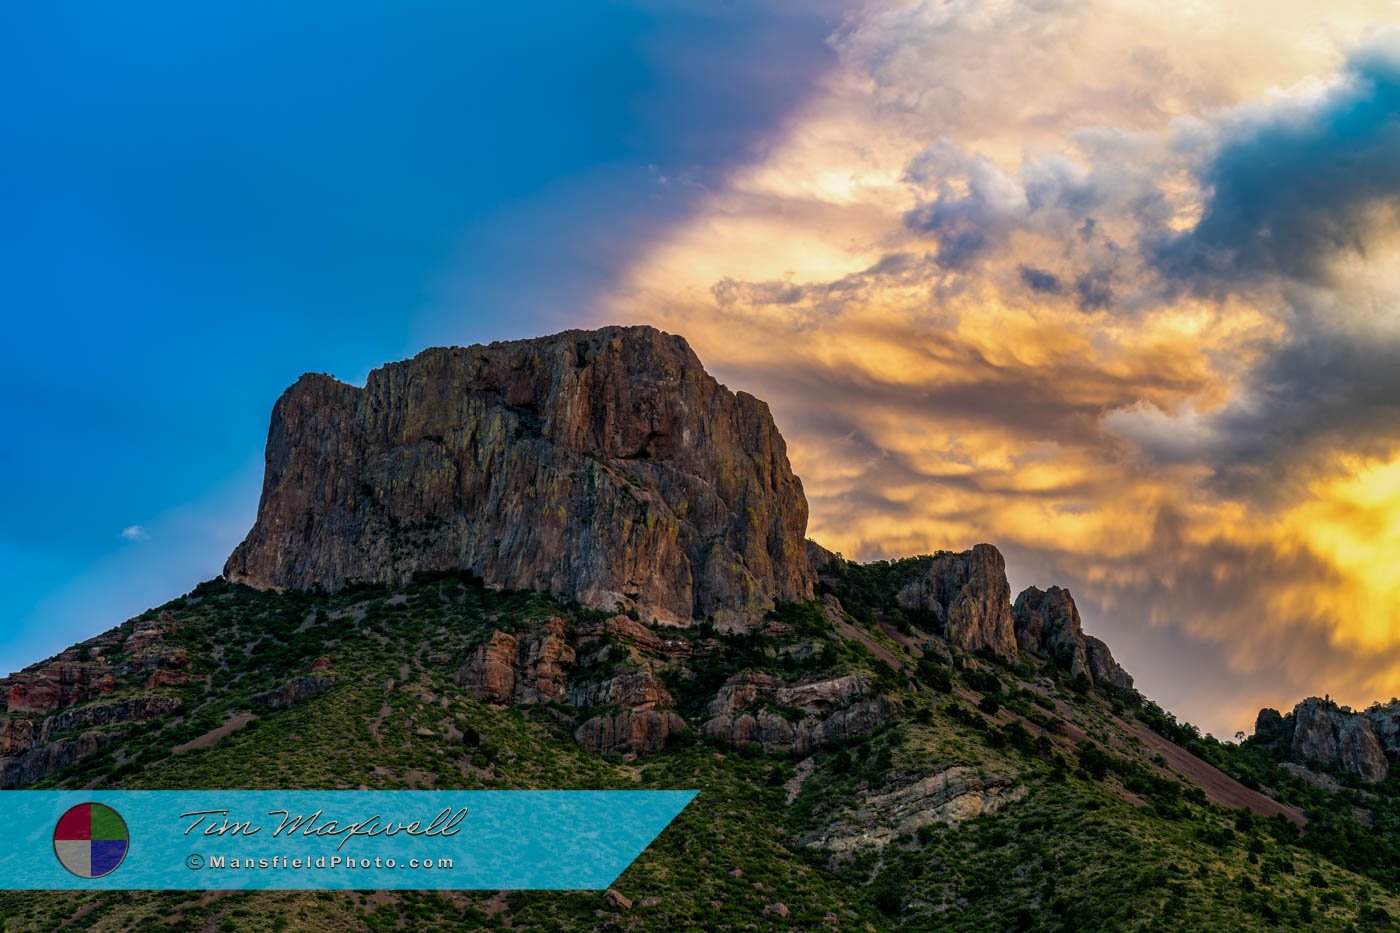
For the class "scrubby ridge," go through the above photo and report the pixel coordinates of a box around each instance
[0,566,1397,931]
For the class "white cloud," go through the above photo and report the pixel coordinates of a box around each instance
[119,525,150,542]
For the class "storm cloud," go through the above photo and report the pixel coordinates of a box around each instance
[1153,38,1400,289]
[608,1,1400,737]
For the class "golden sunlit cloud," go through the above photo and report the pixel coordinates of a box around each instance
[599,1,1400,737]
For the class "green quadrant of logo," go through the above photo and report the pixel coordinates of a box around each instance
[89,805,128,841]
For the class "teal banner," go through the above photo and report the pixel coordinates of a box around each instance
[0,790,696,890]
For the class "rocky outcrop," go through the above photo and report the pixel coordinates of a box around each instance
[0,718,35,757]
[706,672,872,717]
[800,766,1025,852]
[1012,586,1088,678]
[574,614,692,661]
[1290,699,1341,764]
[1338,716,1388,784]
[456,616,690,756]
[0,694,180,762]
[144,670,194,690]
[1084,636,1133,690]
[1254,707,1286,741]
[1012,586,1132,689]
[567,670,673,711]
[0,611,195,788]
[700,672,893,754]
[249,675,335,711]
[33,696,181,743]
[807,540,846,576]
[1364,700,1400,755]
[223,326,814,629]
[457,616,891,758]
[896,544,1017,659]
[1,731,122,790]
[3,662,116,714]
[574,709,687,757]
[1254,697,1391,782]
[457,618,576,705]
[0,696,182,788]
[1,610,190,717]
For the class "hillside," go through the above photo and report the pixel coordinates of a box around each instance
[2,564,1398,931]
[3,327,1399,931]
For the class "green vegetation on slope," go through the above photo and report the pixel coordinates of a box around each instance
[1,574,1398,931]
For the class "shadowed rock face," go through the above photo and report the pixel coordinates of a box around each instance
[1012,586,1133,690]
[1012,586,1089,679]
[1255,697,1391,782]
[224,326,814,628]
[1083,636,1133,691]
[896,544,1017,659]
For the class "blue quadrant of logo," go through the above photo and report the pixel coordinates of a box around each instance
[89,840,128,877]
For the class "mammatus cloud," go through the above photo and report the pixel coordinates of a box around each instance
[602,1,1400,736]
[119,525,150,542]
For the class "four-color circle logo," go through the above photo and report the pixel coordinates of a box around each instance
[53,803,129,879]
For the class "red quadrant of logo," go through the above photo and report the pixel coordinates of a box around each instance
[53,803,91,841]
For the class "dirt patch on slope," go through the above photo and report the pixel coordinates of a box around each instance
[173,713,256,754]
[1126,720,1306,827]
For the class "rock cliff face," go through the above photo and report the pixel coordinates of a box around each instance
[1253,697,1394,782]
[224,326,813,629]
[453,613,893,758]
[1012,586,1088,678]
[800,765,1026,853]
[896,544,1017,659]
[0,612,191,788]
[1013,586,1132,689]
[699,672,894,755]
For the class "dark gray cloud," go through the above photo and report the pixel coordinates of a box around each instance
[1018,264,1063,294]
[1099,41,1400,489]
[1199,321,1400,498]
[899,136,1150,311]
[1151,46,1400,290]
[1074,269,1113,310]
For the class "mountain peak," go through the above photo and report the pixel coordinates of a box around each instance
[223,325,814,629]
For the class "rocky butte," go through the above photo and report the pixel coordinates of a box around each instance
[224,326,814,631]
[1,325,1139,785]
[224,324,1131,674]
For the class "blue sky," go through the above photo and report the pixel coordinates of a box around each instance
[0,2,835,674]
